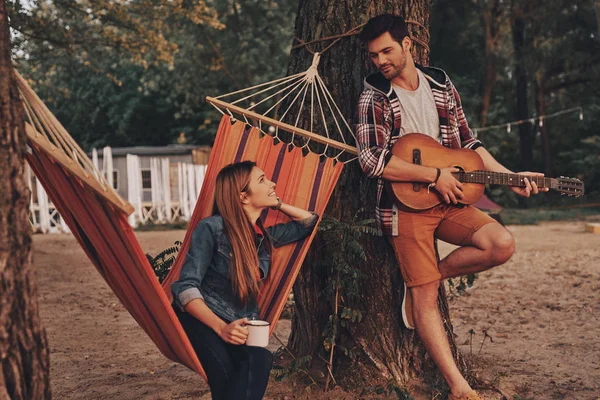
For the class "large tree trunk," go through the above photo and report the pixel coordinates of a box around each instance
[287,0,462,389]
[0,1,51,398]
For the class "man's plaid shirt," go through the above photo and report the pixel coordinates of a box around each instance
[355,65,483,236]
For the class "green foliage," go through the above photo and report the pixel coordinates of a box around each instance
[316,211,379,365]
[447,273,478,298]
[10,0,297,150]
[9,0,599,205]
[500,207,600,225]
[431,0,600,205]
[270,355,314,384]
[146,240,182,283]
[556,134,600,196]
[135,220,189,231]
[268,212,379,388]
[8,0,222,66]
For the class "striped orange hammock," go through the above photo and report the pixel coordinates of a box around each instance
[16,52,357,379]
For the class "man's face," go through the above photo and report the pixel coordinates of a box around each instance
[367,32,408,80]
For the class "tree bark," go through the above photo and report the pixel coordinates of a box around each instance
[287,0,462,389]
[0,1,51,398]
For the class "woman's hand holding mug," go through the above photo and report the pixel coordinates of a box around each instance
[218,318,249,345]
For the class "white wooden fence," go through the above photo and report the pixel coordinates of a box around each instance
[28,147,206,233]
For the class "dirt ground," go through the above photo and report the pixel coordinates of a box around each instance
[33,220,600,399]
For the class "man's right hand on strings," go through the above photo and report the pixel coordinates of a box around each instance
[434,167,464,204]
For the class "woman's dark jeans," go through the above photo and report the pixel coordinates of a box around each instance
[175,307,273,400]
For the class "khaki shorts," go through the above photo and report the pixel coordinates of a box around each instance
[388,204,497,287]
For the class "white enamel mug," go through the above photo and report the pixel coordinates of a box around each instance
[245,320,270,347]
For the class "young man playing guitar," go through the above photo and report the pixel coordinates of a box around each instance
[355,15,546,400]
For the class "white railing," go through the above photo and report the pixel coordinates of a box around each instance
[27,157,206,233]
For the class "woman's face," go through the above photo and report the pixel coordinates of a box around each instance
[242,167,278,209]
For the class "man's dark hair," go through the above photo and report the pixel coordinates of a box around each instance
[358,14,410,44]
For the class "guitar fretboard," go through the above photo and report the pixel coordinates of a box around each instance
[453,171,550,188]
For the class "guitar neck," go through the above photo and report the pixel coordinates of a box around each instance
[453,171,551,189]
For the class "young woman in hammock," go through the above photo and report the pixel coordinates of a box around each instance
[171,160,317,400]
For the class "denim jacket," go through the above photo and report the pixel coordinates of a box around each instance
[172,213,318,323]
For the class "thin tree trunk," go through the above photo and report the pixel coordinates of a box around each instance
[595,0,600,34]
[287,0,461,389]
[511,6,534,207]
[535,72,553,177]
[479,0,499,127]
[0,1,51,398]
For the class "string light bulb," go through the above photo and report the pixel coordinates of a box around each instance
[475,106,582,135]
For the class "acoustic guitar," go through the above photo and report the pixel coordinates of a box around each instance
[387,133,585,211]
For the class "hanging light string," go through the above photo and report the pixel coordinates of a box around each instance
[473,106,583,136]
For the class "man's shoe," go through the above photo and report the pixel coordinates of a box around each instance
[401,282,415,330]
[448,390,482,400]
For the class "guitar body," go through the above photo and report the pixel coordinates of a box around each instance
[387,133,485,211]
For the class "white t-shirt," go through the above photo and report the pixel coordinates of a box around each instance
[392,69,440,141]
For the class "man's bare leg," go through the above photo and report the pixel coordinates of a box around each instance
[410,223,515,397]
[411,281,472,396]
[439,222,515,279]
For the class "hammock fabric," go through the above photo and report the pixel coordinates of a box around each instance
[162,116,343,322]
[26,114,343,379]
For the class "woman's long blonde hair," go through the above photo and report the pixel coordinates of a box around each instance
[214,161,271,303]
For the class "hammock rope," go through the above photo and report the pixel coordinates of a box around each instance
[16,71,133,215]
[18,73,98,178]
[206,52,359,163]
